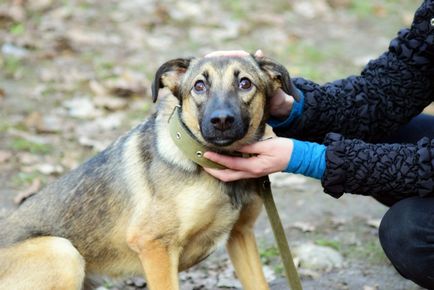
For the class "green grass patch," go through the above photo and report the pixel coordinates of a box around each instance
[260,245,280,264]
[221,0,245,19]
[315,239,341,251]
[2,56,23,78]
[343,240,389,265]
[10,138,52,154]
[9,23,25,36]
[12,171,41,187]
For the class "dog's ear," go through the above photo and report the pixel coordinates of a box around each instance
[151,58,192,103]
[254,56,300,101]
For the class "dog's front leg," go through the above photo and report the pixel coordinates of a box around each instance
[226,196,270,290]
[130,237,180,290]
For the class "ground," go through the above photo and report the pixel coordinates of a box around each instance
[0,0,430,289]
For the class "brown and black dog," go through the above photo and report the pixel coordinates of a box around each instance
[0,54,299,290]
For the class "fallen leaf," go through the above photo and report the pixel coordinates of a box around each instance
[14,178,41,205]
[94,96,128,111]
[292,221,316,232]
[366,219,381,229]
[89,80,107,96]
[35,163,63,175]
[104,71,147,98]
[0,150,12,163]
[63,97,102,119]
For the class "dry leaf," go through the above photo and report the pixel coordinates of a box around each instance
[14,178,41,205]
[363,285,378,290]
[366,219,381,229]
[0,150,12,163]
[292,221,316,232]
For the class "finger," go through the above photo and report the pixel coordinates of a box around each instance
[205,50,249,58]
[204,151,259,172]
[203,167,254,182]
[235,139,274,154]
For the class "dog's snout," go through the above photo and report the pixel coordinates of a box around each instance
[210,110,235,131]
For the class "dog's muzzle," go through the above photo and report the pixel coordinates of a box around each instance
[201,107,248,146]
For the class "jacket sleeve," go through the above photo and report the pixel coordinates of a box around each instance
[275,0,434,143]
[322,133,434,200]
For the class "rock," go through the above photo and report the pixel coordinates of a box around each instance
[216,264,243,289]
[27,0,55,12]
[292,221,316,232]
[366,219,381,229]
[1,43,28,59]
[24,112,64,134]
[63,97,102,119]
[104,71,148,98]
[292,0,331,19]
[93,96,128,111]
[35,163,63,175]
[263,265,276,282]
[293,243,343,271]
[125,277,146,288]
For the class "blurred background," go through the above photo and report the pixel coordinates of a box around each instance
[0,0,426,289]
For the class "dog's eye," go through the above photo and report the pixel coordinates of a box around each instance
[193,80,206,94]
[239,78,252,91]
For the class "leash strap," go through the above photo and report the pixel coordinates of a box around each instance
[258,176,303,290]
[168,106,302,289]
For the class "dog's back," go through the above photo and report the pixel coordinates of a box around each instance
[0,128,137,250]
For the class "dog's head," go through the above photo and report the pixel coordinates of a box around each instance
[152,55,299,151]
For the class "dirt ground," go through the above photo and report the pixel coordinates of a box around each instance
[0,0,430,289]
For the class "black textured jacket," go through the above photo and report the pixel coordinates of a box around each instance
[275,0,434,202]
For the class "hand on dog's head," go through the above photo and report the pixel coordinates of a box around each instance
[152,54,299,149]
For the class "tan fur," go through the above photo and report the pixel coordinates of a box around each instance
[227,195,269,290]
[0,55,295,289]
[0,237,85,290]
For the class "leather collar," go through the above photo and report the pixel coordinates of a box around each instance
[168,106,225,169]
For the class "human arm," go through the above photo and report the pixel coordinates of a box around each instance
[205,134,434,202]
[322,133,434,202]
[204,138,326,182]
[275,0,434,142]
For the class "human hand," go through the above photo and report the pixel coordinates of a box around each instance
[205,50,295,120]
[203,137,294,182]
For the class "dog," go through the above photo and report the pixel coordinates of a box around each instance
[0,54,299,290]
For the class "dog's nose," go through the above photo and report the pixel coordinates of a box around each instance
[210,110,235,131]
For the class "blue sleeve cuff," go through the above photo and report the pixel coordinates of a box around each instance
[268,89,305,129]
[284,139,326,180]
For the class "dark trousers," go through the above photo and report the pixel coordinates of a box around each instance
[377,114,434,289]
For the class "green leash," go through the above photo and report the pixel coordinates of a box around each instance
[168,106,303,290]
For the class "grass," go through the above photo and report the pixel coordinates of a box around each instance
[315,239,341,251]
[9,23,25,36]
[2,56,23,78]
[343,240,389,265]
[260,245,280,264]
[9,137,53,154]
[12,171,42,187]
[259,244,285,276]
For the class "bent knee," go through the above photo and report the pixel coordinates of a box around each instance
[379,197,434,289]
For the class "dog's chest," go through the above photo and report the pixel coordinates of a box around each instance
[173,182,242,269]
